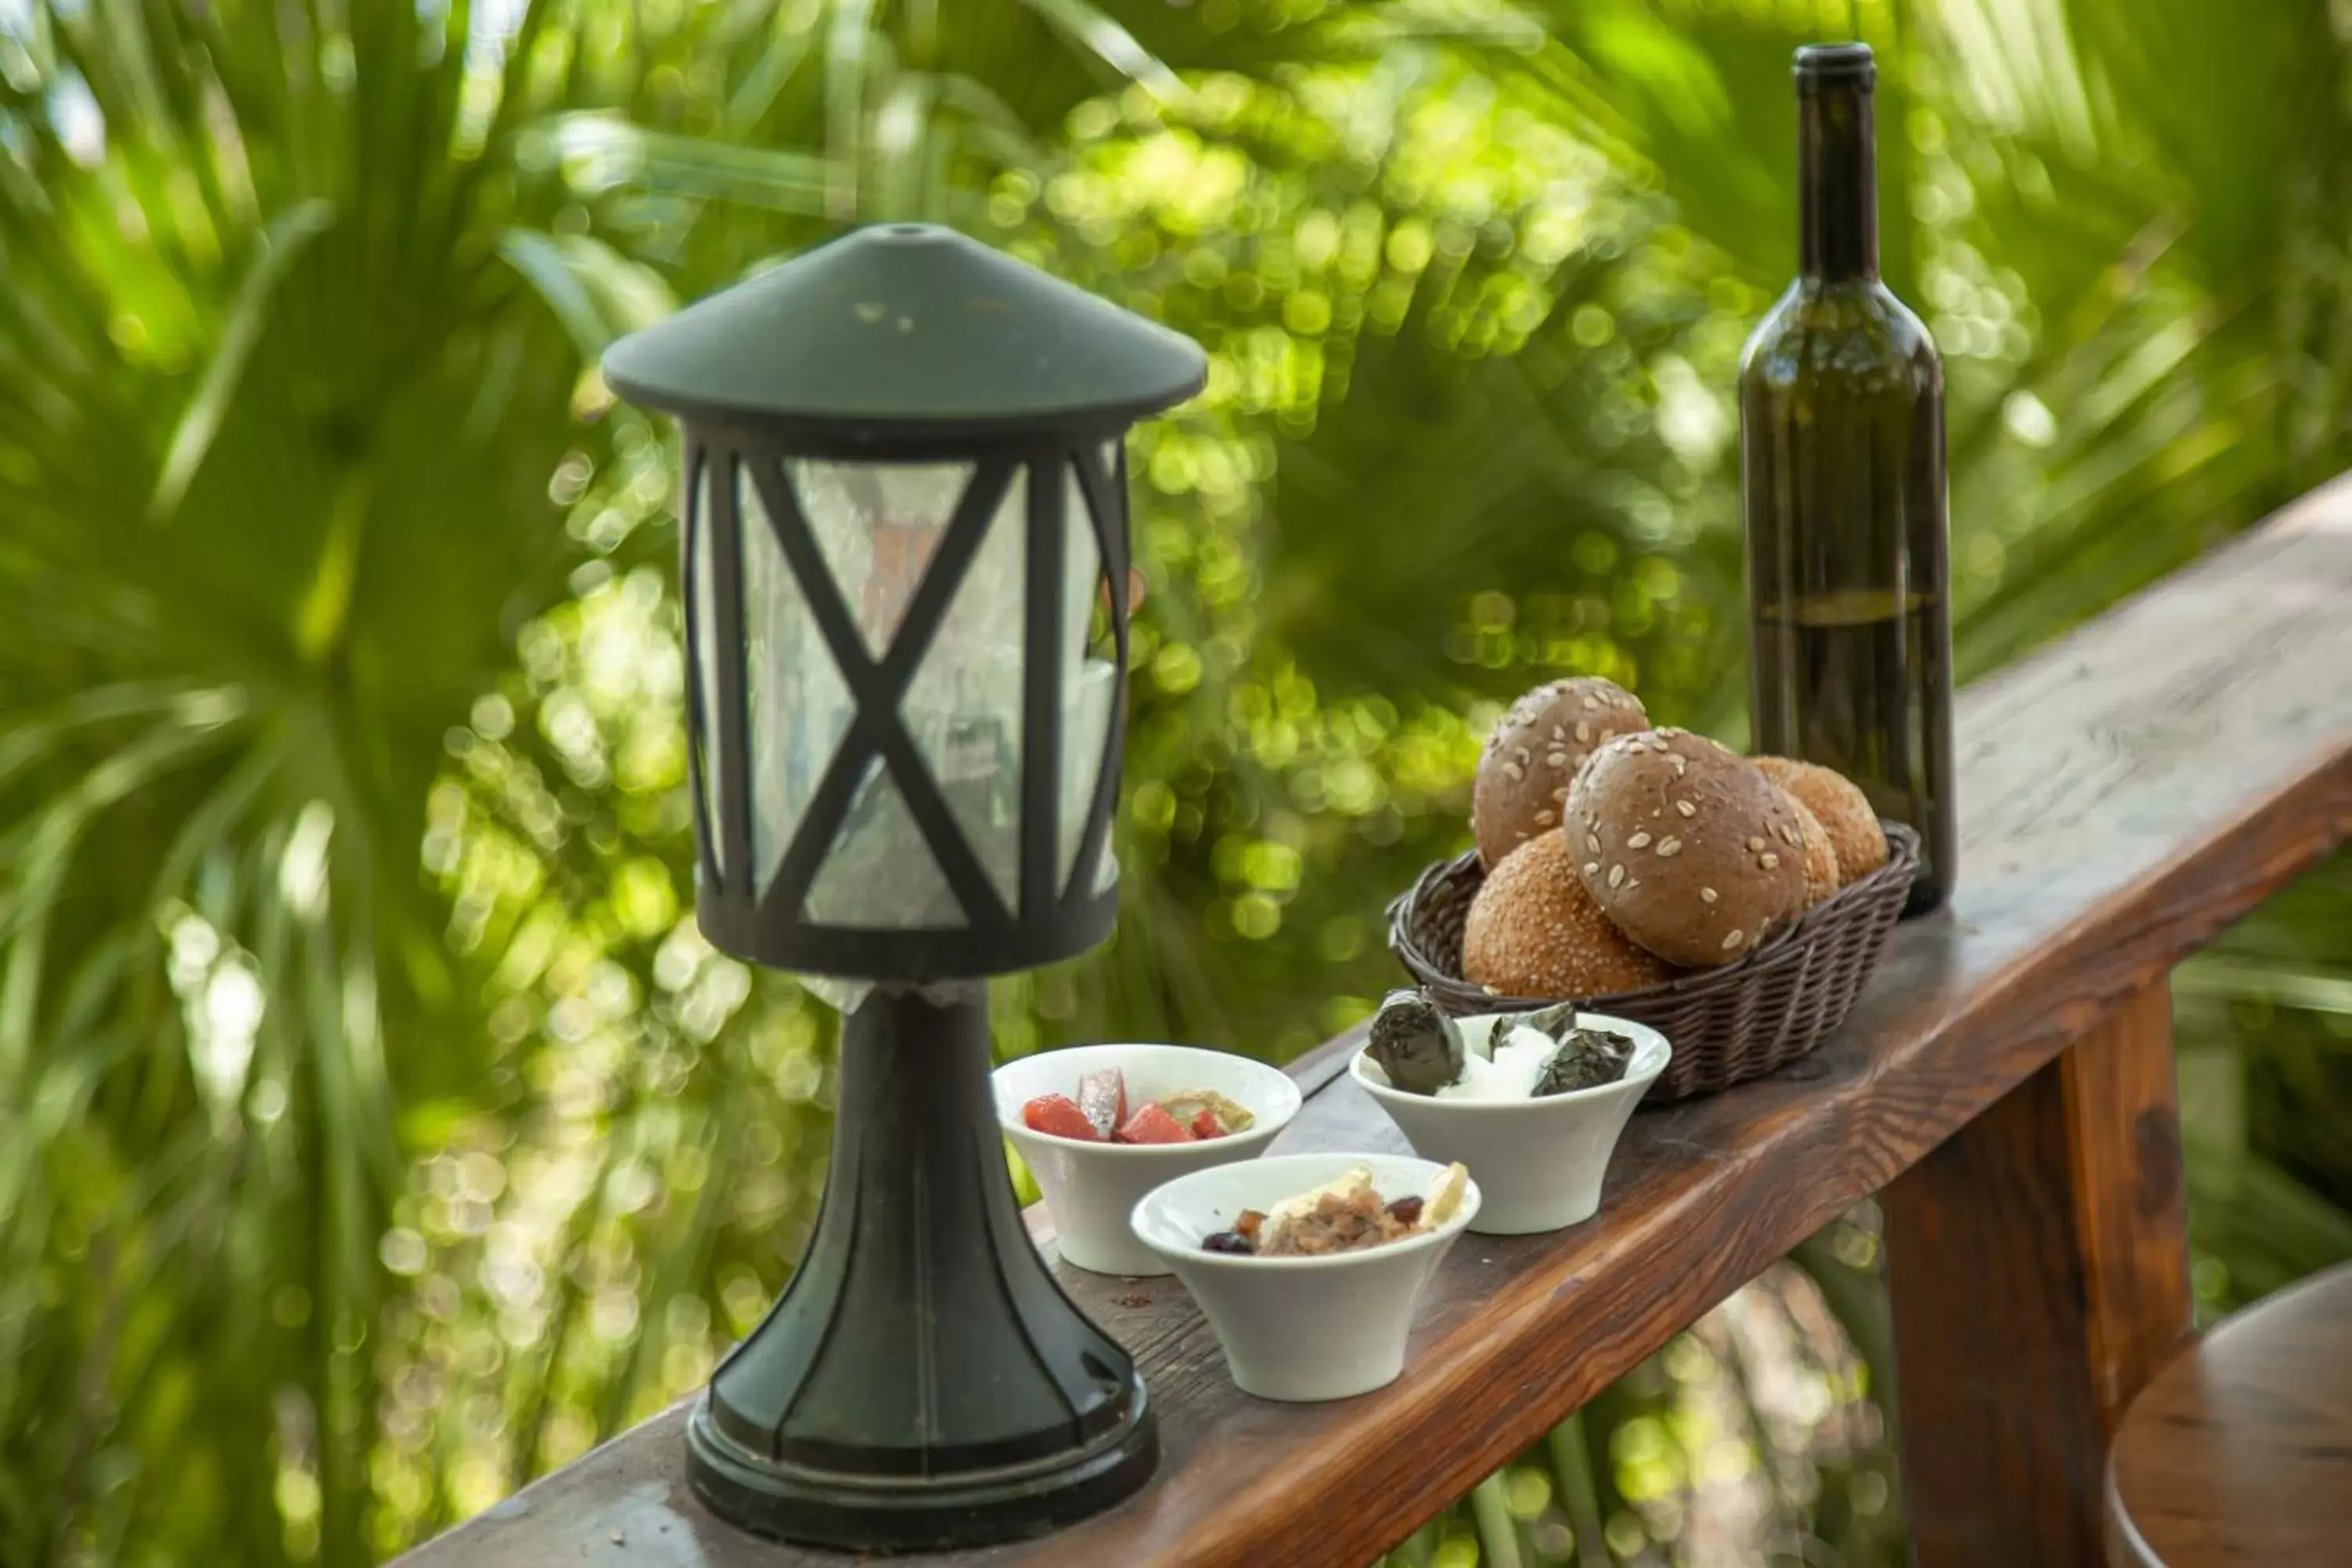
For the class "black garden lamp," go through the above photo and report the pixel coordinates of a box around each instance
[601,224,1205,1551]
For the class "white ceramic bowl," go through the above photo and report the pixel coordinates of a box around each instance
[1351,1011,1669,1236]
[995,1044,1301,1276]
[1130,1152,1479,1402]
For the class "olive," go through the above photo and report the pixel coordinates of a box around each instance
[1385,1196,1425,1225]
[1200,1229,1255,1255]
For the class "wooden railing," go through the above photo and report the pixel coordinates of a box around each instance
[402,475,2352,1567]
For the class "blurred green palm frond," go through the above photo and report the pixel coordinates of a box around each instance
[5,0,2352,1565]
[0,0,686,1558]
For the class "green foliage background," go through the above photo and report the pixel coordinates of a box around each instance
[2,0,2350,1563]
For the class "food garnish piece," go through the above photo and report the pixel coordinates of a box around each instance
[1188,1108,1222,1140]
[1367,989,1467,1096]
[1161,1088,1255,1137]
[1509,1000,1581,1042]
[1261,1164,1373,1236]
[1532,1028,1636,1097]
[1021,1094,1098,1142]
[1385,1195,1425,1226]
[1496,1000,1635,1095]
[1200,1209,1268,1257]
[1076,1068,1127,1141]
[1421,1162,1471,1229]
[1116,1103,1195,1144]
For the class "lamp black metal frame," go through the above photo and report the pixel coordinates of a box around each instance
[679,423,1132,982]
[601,223,1206,1554]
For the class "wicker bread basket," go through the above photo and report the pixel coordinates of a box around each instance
[1387,823,1918,1102]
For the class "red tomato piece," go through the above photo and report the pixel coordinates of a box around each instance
[1022,1094,1098,1142]
[1076,1068,1127,1141]
[1116,1103,1196,1145]
[1188,1108,1224,1140]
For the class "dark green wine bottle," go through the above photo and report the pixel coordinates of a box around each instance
[1741,42,1955,916]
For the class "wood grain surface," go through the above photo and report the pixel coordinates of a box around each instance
[2104,1261,2352,1567]
[405,480,2352,1568]
[1885,981,2191,1566]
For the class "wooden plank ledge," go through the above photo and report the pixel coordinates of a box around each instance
[402,477,2352,1567]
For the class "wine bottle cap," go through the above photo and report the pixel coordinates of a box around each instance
[1793,42,1875,89]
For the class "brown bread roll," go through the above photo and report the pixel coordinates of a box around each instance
[1780,792,1842,908]
[1462,829,1681,999]
[1472,677,1649,869]
[1754,756,1888,885]
[1570,729,1809,967]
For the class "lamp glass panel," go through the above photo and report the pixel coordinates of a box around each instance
[688,458,725,880]
[786,459,969,659]
[1060,456,1117,895]
[802,759,963,928]
[895,467,1026,913]
[741,462,856,895]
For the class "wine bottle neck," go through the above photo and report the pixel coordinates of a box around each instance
[1798,78,1878,283]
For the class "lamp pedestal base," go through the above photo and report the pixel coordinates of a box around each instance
[685,985,1155,1552]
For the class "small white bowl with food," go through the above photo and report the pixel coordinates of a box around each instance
[1350,993,1668,1236]
[994,1044,1302,1277]
[1130,1152,1478,1402]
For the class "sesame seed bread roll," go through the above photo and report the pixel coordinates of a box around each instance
[1570,729,1808,967]
[1472,677,1649,869]
[1754,756,1888,886]
[1461,829,1681,998]
[1780,791,1842,908]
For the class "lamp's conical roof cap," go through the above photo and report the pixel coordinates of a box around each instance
[602,224,1207,438]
